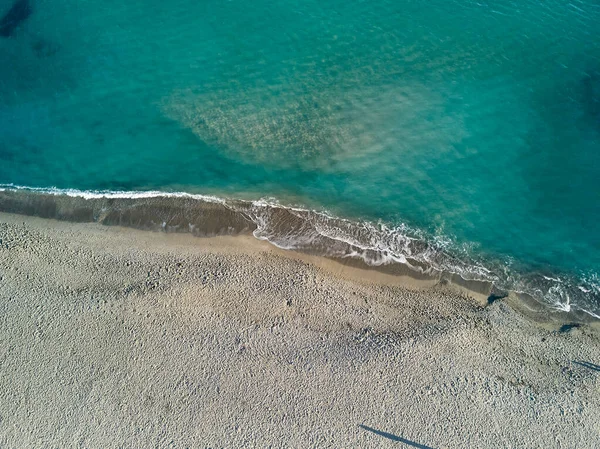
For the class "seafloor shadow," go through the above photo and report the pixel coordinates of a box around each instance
[573,361,600,372]
[359,425,435,448]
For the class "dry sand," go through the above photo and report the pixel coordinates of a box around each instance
[0,212,599,448]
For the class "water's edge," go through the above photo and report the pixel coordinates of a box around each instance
[0,185,597,323]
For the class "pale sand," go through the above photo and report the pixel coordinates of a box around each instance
[0,212,599,448]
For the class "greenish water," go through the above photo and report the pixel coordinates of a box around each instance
[1,0,599,316]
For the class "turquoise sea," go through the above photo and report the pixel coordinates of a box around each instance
[1,0,599,317]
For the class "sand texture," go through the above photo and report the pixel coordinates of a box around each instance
[0,213,599,448]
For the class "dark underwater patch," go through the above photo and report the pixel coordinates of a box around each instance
[582,69,600,120]
[0,0,32,38]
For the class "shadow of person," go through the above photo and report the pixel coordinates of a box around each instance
[359,424,436,448]
[573,361,600,372]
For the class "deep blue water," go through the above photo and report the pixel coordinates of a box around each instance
[1,0,599,316]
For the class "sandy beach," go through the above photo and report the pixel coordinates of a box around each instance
[0,212,599,448]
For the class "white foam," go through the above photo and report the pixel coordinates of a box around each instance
[576,307,600,320]
[542,275,563,283]
[0,183,227,204]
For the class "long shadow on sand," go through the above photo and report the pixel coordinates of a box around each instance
[359,425,435,448]
[573,361,600,372]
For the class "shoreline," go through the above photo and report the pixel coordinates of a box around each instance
[0,186,598,323]
[1,209,595,328]
[1,211,599,447]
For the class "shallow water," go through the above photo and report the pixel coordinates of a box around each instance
[0,0,599,316]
